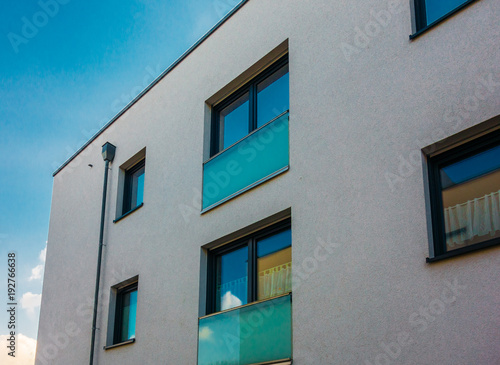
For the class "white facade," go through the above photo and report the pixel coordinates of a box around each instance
[37,0,500,364]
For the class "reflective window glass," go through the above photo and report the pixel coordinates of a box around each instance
[210,220,291,314]
[257,229,292,300]
[221,93,250,149]
[440,144,500,251]
[131,166,145,207]
[123,159,145,214]
[119,289,137,342]
[257,65,289,128]
[211,56,288,156]
[424,0,470,24]
[216,246,248,311]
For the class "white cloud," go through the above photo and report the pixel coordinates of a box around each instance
[28,265,44,281]
[199,326,214,341]
[28,245,47,281]
[20,292,42,315]
[221,291,242,311]
[0,333,36,365]
[39,246,47,263]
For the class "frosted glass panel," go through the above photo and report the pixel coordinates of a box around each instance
[203,112,289,211]
[198,295,292,365]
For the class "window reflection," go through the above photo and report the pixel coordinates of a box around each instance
[131,167,145,207]
[257,65,289,128]
[257,229,292,300]
[441,145,500,251]
[424,0,470,24]
[119,289,137,342]
[216,246,248,311]
[123,159,145,214]
[221,92,250,149]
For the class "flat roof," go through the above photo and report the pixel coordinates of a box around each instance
[53,0,249,176]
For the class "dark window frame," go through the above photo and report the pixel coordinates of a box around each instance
[206,219,291,314]
[210,55,289,157]
[113,281,138,345]
[122,159,145,215]
[427,129,500,262]
[411,0,479,39]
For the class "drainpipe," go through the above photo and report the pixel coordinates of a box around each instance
[90,142,116,365]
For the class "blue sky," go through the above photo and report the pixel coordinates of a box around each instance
[0,0,238,362]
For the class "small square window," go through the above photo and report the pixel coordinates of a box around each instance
[413,0,477,33]
[427,128,500,261]
[114,282,138,344]
[122,159,145,215]
[211,55,289,156]
[207,220,291,314]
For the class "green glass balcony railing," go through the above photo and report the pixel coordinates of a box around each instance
[197,294,292,365]
[202,111,289,212]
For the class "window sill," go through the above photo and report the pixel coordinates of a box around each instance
[103,338,135,350]
[426,238,500,263]
[409,0,478,40]
[113,203,144,223]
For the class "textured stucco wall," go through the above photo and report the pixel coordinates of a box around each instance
[37,0,500,364]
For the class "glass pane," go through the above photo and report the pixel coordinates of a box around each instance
[216,246,248,312]
[220,92,250,150]
[257,65,289,128]
[132,167,145,207]
[127,290,137,339]
[120,290,137,342]
[198,295,292,365]
[441,144,500,252]
[424,0,469,24]
[203,112,289,210]
[257,229,292,300]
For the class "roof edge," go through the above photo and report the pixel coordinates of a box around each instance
[53,0,250,177]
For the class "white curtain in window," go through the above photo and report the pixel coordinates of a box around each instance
[258,262,292,300]
[444,190,500,249]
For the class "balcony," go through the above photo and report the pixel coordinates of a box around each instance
[197,294,292,365]
[202,111,289,212]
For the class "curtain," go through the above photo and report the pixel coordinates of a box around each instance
[444,190,500,249]
[258,261,292,300]
[216,261,293,307]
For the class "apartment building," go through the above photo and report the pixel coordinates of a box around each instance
[37,0,500,364]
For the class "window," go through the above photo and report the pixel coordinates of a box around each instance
[427,129,500,261]
[210,55,289,156]
[122,159,145,215]
[413,0,478,35]
[115,148,146,222]
[113,281,138,344]
[207,220,291,314]
[202,54,290,211]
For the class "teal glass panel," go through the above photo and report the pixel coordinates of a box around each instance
[120,290,137,342]
[127,290,137,340]
[203,112,289,211]
[198,295,292,365]
[425,0,469,24]
[136,172,144,206]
